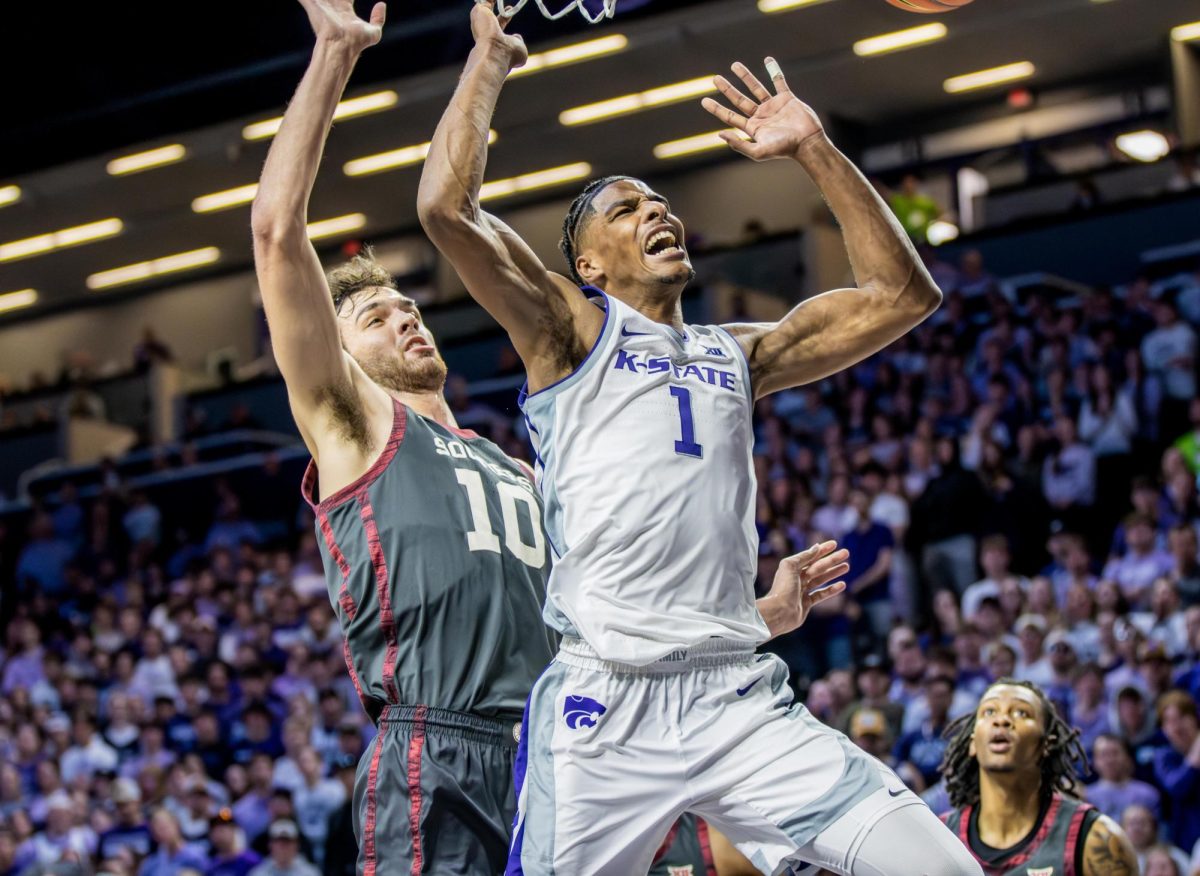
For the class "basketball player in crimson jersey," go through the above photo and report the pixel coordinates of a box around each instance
[940,680,1138,875]
[419,5,982,875]
[253,5,854,873]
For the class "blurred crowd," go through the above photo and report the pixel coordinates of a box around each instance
[2,244,1200,876]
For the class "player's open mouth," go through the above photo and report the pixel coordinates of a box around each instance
[987,733,1013,753]
[643,228,684,259]
[404,337,434,355]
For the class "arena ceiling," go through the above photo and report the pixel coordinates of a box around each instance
[0,0,1194,321]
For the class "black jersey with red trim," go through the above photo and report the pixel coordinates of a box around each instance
[649,815,717,876]
[302,399,556,722]
[941,791,1099,876]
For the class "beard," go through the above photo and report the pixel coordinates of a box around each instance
[358,349,448,395]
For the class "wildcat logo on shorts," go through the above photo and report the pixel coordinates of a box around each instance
[563,695,607,729]
[1026,868,1054,876]
[668,867,694,876]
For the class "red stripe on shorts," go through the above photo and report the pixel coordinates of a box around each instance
[697,819,716,876]
[361,723,387,876]
[357,490,399,703]
[407,705,429,875]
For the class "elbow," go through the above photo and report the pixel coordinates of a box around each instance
[250,201,305,248]
[417,194,477,243]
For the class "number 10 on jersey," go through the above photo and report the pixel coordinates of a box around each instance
[670,386,703,458]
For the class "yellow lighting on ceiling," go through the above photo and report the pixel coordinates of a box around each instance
[243,90,400,141]
[653,129,748,159]
[757,0,831,12]
[106,144,188,176]
[944,61,1035,94]
[509,34,629,79]
[854,23,947,57]
[0,218,124,264]
[307,214,367,241]
[559,76,715,126]
[191,184,258,214]
[479,162,592,201]
[0,185,21,208]
[87,247,221,290]
[343,130,499,177]
[1172,20,1200,42]
[0,288,38,314]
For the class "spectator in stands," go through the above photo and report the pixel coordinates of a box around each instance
[60,714,118,785]
[1072,663,1110,752]
[893,674,953,789]
[1172,398,1200,478]
[835,654,904,741]
[1142,296,1197,439]
[289,749,342,866]
[133,327,174,372]
[248,820,317,876]
[961,536,1027,620]
[1086,733,1161,822]
[205,809,259,876]
[956,249,999,299]
[1104,514,1175,607]
[847,707,894,768]
[14,515,74,596]
[842,487,894,641]
[1121,805,1190,876]
[1041,415,1096,533]
[911,436,986,605]
[138,808,207,876]
[97,779,152,862]
[16,790,95,870]
[1155,691,1200,853]
[887,174,942,244]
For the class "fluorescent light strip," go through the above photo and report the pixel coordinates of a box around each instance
[854,23,947,57]
[560,76,715,126]
[87,247,220,290]
[243,91,399,141]
[106,144,187,176]
[0,218,124,264]
[307,214,367,241]
[509,34,629,79]
[479,162,592,201]
[344,130,499,177]
[1173,20,1200,42]
[192,184,258,214]
[1116,130,1170,163]
[944,61,1035,94]
[653,129,747,159]
[758,0,831,12]
[0,288,38,314]
[0,185,21,208]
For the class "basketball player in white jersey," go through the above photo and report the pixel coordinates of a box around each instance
[418,6,983,875]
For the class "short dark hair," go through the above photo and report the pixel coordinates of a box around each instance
[327,246,396,313]
[559,176,634,286]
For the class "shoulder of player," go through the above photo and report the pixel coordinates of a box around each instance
[1079,812,1137,876]
[523,278,606,391]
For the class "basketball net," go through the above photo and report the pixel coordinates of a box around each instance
[494,0,620,24]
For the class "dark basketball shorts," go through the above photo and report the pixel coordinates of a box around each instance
[353,705,521,876]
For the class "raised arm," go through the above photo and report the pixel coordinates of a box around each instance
[702,59,942,399]
[250,0,387,458]
[417,4,599,389]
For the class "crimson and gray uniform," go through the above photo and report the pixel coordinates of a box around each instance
[303,399,556,876]
[940,792,1099,876]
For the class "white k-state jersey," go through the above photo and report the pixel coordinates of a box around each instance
[520,289,770,665]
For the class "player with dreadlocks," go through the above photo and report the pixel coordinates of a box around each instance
[939,678,1138,875]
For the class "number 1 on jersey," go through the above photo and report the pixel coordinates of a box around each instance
[669,386,703,458]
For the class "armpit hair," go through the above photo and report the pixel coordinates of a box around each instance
[314,379,373,454]
[540,292,590,374]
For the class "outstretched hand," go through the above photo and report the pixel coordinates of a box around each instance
[298,0,386,52]
[701,58,825,162]
[758,541,849,639]
[471,1,529,71]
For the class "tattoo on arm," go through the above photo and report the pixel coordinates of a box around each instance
[1083,819,1137,876]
